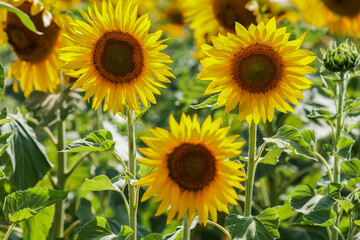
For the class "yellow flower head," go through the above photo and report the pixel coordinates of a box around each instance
[292,0,360,38]
[2,0,67,97]
[198,18,316,124]
[60,0,175,114]
[136,113,246,225]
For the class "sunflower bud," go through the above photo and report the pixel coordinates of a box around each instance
[323,40,360,72]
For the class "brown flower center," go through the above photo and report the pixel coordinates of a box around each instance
[93,31,144,84]
[231,44,283,94]
[321,0,360,17]
[167,143,216,192]
[212,0,257,32]
[166,8,184,25]
[5,2,60,63]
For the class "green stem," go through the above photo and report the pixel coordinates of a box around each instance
[315,152,334,182]
[206,220,231,239]
[332,72,346,240]
[54,116,67,238]
[3,223,15,240]
[244,122,257,217]
[183,213,190,240]
[128,109,137,240]
[113,151,128,172]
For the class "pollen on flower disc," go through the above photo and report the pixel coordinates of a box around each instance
[93,31,144,84]
[5,2,60,63]
[231,44,283,94]
[167,143,216,192]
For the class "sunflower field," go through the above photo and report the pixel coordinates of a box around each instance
[0,0,360,239]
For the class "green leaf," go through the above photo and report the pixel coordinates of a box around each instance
[163,227,183,240]
[3,187,68,223]
[140,233,162,240]
[354,220,360,227]
[0,2,41,34]
[335,136,355,160]
[274,201,295,221]
[26,91,84,126]
[258,146,284,165]
[345,97,360,111]
[136,106,150,122]
[290,185,334,214]
[307,109,337,122]
[301,130,316,152]
[20,205,55,240]
[226,210,280,240]
[82,175,122,193]
[263,126,317,160]
[320,74,336,97]
[340,159,360,185]
[0,168,4,178]
[0,130,15,158]
[189,94,219,109]
[295,209,336,226]
[0,64,4,99]
[118,226,134,240]
[256,208,280,238]
[63,130,115,153]
[336,199,354,214]
[1,112,53,189]
[77,217,118,240]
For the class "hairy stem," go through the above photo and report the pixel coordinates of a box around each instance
[128,109,137,240]
[244,122,257,217]
[3,223,15,240]
[54,116,67,238]
[183,213,190,240]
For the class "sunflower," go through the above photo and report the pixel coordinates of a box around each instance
[158,0,186,38]
[198,18,316,124]
[135,114,246,225]
[183,0,283,58]
[292,0,360,38]
[2,0,66,97]
[60,0,174,114]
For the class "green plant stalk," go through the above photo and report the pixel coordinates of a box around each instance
[332,72,346,240]
[206,220,231,239]
[128,109,137,240]
[182,213,190,240]
[244,122,257,217]
[4,223,15,240]
[54,116,67,238]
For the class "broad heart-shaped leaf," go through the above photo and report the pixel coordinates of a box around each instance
[3,187,68,223]
[340,159,360,185]
[336,199,354,214]
[335,136,355,160]
[1,112,53,189]
[295,209,336,226]
[189,94,219,109]
[82,175,122,193]
[0,64,4,99]
[77,217,133,240]
[258,146,284,165]
[289,185,336,226]
[226,208,280,240]
[290,185,334,214]
[0,2,41,34]
[26,90,84,126]
[20,204,55,240]
[63,130,115,152]
[263,125,316,161]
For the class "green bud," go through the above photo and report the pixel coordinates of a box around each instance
[322,40,360,72]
